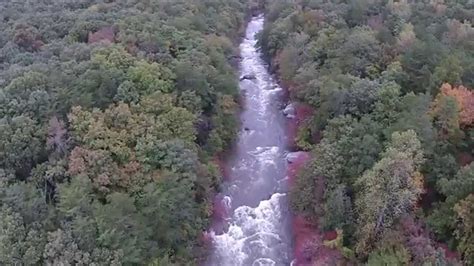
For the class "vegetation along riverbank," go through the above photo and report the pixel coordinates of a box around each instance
[0,1,258,264]
[258,1,473,265]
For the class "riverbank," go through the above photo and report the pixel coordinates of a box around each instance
[254,1,470,265]
[280,70,345,266]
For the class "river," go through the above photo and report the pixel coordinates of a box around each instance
[208,15,293,266]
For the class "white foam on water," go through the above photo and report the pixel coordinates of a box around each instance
[253,258,277,266]
[249,146,279,170]
[222,196,232,210]
[209,15,291,266]
[211,193,286,266]
[239,19,277,118]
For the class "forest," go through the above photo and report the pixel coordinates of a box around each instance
[1,0,473,265]
[258,0,473,265]
[0,0,258,264]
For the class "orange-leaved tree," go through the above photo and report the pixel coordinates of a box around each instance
[435,83,474,128]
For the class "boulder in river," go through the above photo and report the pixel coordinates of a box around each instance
[265,84,279,91]
[240,74,256,81]
[283,103,295,118]
[286,151,310,164]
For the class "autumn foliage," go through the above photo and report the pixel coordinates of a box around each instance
[88,26,116,44]
[0,0,247,264]
[261,0,473,264]
[435,83,474,128]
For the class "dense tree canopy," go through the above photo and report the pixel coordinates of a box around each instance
[0,0,253,264]
[260,0,473,264]
[1,0,473,264]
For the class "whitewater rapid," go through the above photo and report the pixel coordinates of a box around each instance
[208,15,292,266]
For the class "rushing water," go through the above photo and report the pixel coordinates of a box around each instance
[208,15,292,266]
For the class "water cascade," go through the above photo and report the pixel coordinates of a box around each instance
[208,15,293,266]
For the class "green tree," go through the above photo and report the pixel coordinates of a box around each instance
[430,163,474,242]
[386,93,435,152]
[0,181,50,265]
[454,194,474,264]
[367,247,410,266]
[401,39,446,93]
[43,228,122,266]
[0,71,52,121]
[355,130,424,256]
[0,207,46,265]
[128,60,175,94]
[323,185,354,232]
[339,27,382,77]
[431,95,464,146]
[0,116,45,178]
[431,55,464,94]
[94,193,149,264]
[438,163,474,207]
[137,178,205,260]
